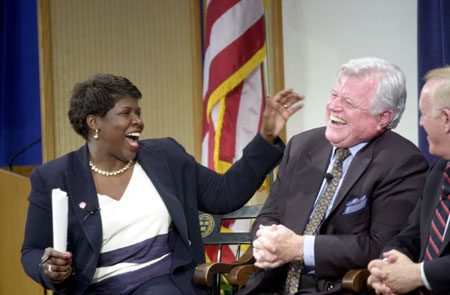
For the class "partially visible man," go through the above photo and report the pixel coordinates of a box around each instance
[367,66,450,295]
[237,57,429,295]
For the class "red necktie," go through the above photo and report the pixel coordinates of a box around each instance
[419,163,450,295]
[424,164,450,261]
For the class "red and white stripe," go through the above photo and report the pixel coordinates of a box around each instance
[201,0,266,173]
[201,0,266,263]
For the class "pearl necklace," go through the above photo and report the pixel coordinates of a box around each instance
[89,159,133,176]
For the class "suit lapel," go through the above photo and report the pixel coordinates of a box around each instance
[137,143,189,243]
[288,141,332,234]
[424,186,441,257]
[64,145,102,254]
[419,159,447,260]
[329,143,372,215]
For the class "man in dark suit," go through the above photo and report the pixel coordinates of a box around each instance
[367,66,450,295]
[237,57,429,295]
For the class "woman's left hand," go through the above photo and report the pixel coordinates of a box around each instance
[41,247,73,283]
[259,88,304,144]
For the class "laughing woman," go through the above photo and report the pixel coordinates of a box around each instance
[21,74,303,295]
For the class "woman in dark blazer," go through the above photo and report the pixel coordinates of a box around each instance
[21,74,303,294]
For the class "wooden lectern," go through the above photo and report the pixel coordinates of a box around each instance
[0,168,44,294]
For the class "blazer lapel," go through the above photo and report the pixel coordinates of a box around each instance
[288,141,332,234]
[419,159,446,260]
[424,187,442,257]
[328,142,372,215]
[64,145,102,255]
[137,144,190,243]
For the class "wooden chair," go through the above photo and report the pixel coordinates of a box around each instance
[195,205,371,294]
[342,268,371,293]
[195,205,262,295]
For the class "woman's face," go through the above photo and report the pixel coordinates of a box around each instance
[96,96,144,161]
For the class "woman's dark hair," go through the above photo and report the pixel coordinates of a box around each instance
[68,74,142,139]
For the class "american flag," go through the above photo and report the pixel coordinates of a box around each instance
[201,0,267,263]
[201,0,266,173]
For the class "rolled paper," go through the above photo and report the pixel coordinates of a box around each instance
[52,188,68,252]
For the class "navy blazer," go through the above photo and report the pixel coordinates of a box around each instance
[239,127,428,295]
[383,158,450,295]
[21,134,284,294]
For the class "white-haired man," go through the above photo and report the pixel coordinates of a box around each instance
[368,66,450,295]
[237,57,429,294]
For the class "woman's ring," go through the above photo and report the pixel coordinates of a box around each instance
[283,104,288,108]
[48,264,52,272]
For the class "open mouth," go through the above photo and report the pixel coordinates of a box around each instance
[126,132,141,149]
[330,115,347,125]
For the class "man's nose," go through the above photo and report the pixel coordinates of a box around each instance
[328,97,343,110]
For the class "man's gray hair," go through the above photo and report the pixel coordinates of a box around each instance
[338,57,406,129]
[424,66,450,116]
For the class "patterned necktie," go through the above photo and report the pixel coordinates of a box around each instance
[285,148,351,295]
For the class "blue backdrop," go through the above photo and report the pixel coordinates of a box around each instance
[0,0,42,167]
[418,0,450,165]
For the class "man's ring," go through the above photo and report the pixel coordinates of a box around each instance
[48,264,52,272]
[283,104,288,108]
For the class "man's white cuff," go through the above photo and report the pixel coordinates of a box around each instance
[303,235,315,267]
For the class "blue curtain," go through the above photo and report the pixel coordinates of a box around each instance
[0,0,41,167]
[417,0,450,165]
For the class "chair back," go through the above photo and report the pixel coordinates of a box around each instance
[197,205,262,295]
[200,204,262,245]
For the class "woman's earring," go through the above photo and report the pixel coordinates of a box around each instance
[94,129,99,139]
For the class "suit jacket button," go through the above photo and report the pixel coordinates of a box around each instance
[188,240,192,245]
[327,284,334,291]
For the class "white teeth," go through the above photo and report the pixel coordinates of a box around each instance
[330,115,347,124]
[127,132,141,137]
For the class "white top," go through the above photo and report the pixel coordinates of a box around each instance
[90,162,173,293]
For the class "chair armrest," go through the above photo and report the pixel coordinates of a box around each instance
[228,264,258,286]
[342,268,370,292]
[194,247,255,287]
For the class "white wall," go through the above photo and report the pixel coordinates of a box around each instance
[282,0,418,145]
